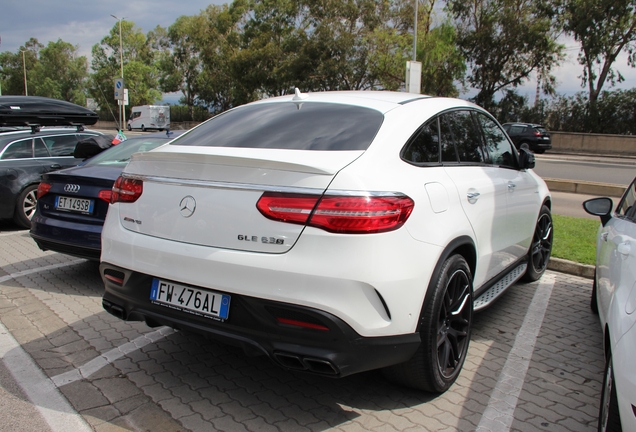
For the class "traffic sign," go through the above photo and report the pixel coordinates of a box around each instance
[114,78,125,100]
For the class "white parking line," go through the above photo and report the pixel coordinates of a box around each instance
[0,321,93,432]
[0,260,171,431]
[0,260,85,284]
[51,327,174,387]
[476,273,556,432]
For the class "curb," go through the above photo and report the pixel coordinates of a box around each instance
[548,257,594,279]
[544,178,626,198]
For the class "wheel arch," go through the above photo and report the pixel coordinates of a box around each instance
[416,235,476,332]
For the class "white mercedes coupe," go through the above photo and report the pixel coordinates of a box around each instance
[100,90,552,393]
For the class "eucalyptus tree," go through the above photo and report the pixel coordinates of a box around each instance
[446,0,564,109]
[557,0,636,129]
[89,20,162,117]
[152,15,207,118]
[416,0,465,96]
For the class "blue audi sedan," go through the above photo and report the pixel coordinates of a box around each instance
[30,131,183,260]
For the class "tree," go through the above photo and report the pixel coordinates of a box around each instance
[0,38,42,96]
[417,1,466,96]
[558,0,636,129]
[300,0,412,92]
[447,0,564,109]
[30,40,89,105]
[153,15,206,119]
[88,20,162,123]
[196,2,256,113]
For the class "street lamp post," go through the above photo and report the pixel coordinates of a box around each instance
[111,15,125,132]
[20,49,28,96]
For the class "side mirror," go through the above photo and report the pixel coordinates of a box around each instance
[583,197,613,226]
[518,144,535,169]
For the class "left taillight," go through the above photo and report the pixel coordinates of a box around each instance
[37,182,51,198]
[111,176,143,204]
[256,192,414,234]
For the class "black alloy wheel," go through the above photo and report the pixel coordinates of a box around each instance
[383,254,473,393]
[435,261,473,382]
[523,205,553,281]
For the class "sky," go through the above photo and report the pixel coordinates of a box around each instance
[1,0,635,104]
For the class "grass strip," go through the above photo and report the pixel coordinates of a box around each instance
[551,214,599,266]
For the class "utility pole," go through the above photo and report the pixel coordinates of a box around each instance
[20,49,28,96]
[111,15,126,132]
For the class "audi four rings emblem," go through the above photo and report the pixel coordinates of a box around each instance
[64,184,80,193]
[179,196,196,218]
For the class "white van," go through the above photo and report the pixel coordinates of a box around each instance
[127,105,170,131]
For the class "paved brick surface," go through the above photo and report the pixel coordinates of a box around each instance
[0,228,604,431]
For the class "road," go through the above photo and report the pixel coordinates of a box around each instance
[534,154,636,186]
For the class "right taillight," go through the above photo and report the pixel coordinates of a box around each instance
[256,192,414,234]
[37,182,51,198]
[111,176,143,204]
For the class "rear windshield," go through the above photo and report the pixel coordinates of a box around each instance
[171,102,384,151]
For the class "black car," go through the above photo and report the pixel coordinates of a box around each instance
[502,122,552,154]
[30,131,183,260]
[0,127,104,228]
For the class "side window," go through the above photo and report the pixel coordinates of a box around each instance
[439,114,458,163]
[401,118,440,164]
[510,125,525,135]
[1,139,33,160]
[33,138,51,157]
[617,179,636,221]
[42,135,79,156]
[444,111,486,163]
[475,113,518,169]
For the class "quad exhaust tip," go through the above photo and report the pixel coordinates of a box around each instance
[274,352,339,376]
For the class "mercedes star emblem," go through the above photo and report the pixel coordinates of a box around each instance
[179,196,196,218]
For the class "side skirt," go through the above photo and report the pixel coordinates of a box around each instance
[473,263,527,312]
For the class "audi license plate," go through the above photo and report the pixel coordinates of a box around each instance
[150,279,230,321]
[55,196,94,214]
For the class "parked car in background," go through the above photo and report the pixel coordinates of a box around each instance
[30,131,183,260]
[502,122,552,154]
[100,90,552,394]
[584,177,636,432]
[0,127,103,228]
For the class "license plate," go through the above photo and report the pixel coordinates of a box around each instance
[150,278,230,321]
[55,196,94,214]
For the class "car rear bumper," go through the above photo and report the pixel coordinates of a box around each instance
[100,262,421,377]
[30,214,102,260]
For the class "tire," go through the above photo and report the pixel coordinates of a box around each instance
[535,149,546,154]
[127,124,132,131]
[383,254,473,393]
[591,270,599,315]
[523,205,553,282]
[141,124,146,132]
[13,184,38,229]
[598,353,623,432]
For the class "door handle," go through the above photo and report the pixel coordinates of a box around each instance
[507,182,516,191]
[617,242,631,256]
[49,164,62,170]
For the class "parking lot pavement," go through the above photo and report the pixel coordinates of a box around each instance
[0,229,604,432]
